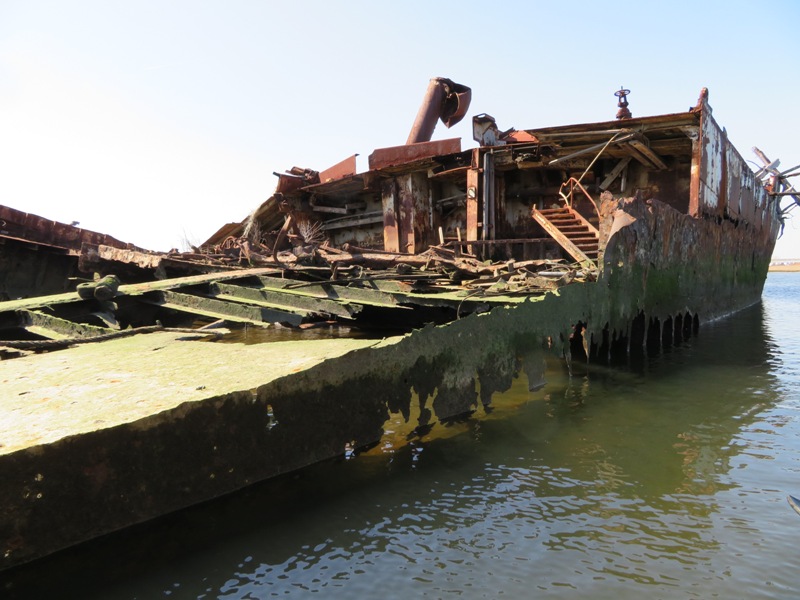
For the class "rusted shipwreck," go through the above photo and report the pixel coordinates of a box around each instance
[195,81,789,338]
[1,81,793,348]
[0,81,793,571]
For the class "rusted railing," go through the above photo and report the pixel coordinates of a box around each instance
[558,177,600,220]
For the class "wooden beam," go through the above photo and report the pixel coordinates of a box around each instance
[600,157,632,190]
[19,310,109,340]
[141,290,303,327]
[256,276,403,309]
[209,282,359,319]
[628,139,669,170]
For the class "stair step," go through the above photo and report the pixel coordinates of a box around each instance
[533,207,599,266]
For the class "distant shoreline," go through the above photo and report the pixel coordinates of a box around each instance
[769,263,800,272]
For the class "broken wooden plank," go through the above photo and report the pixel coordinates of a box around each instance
[600,156,632,190]
[140,290,303,327]
[208,282,360,319]
[628,137,668,170]
[256,276,407,310]
[19,310,109,340]
[0,267,291,315]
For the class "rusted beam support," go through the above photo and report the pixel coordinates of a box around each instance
[688,103,706,217]
[483,152,495,242]
[397,172,430,254]
[466,150,480,253]
[382,178,400,252]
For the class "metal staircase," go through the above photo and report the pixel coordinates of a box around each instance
[531,177,601,270]
[532,205,599,268]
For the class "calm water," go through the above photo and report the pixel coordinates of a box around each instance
[4,273,800,599]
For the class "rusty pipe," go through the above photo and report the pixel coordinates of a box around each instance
[406,77,472,145]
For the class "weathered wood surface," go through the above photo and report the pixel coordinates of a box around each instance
[0,267,285,313]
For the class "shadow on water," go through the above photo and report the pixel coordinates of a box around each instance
[1,286,790,598]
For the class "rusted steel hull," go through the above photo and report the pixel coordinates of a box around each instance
[0,206,141,299]
[0,205,129,253]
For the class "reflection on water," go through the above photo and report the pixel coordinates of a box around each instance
[220,322,379,344]
[3,274,800,599]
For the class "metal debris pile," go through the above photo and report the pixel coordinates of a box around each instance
[195,235,597,297]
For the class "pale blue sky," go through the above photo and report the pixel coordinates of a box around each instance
[2,0,798,256]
